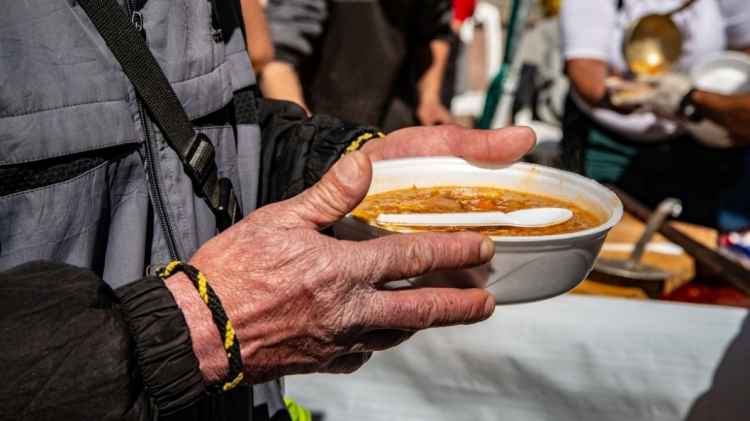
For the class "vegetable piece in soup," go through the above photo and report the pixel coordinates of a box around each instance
[351,186,601,236]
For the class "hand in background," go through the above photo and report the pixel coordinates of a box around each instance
[638,73,693,119]
[416,100,454,126]
[259,61,312,116]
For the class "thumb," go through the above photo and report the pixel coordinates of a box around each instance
[287,151,373,230]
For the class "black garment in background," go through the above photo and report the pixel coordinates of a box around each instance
[440,32,460,109]
[297,0,452,132]
[255,97,382,205]
[722,149,750,223]
[559,94,588,176]
[560,93,744,227]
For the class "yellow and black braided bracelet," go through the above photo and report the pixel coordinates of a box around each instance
[341,131,385,157]
[158,261,244,392]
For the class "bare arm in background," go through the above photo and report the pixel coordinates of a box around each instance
[260,61,311,115]
[240,0,274,74]
[691,91,750,146]
[560,0,617,108]
[696,45,750,144]
[259,0,327,115]
[692,0,750,144]
[416,39,454,126]
[565,58,609,107]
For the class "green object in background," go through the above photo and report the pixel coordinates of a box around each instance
[285,398,312,421]
[478,64,509,129]
[478,0,530,129]
[584,127,638,183]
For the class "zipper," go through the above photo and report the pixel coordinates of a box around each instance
[123,0,134,18]
[138,101,184,262]
[125,0,185,263]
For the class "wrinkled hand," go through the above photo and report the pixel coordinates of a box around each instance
[168,152,501,385]
[167,125,536,386]
[416,100,454,126]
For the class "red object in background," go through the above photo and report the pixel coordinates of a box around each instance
[664,283,750,309]
[452,0,477,23]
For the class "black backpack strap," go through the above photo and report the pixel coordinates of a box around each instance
[78,0,240,231]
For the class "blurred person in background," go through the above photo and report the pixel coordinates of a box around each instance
[560,0,750,227]
[261,0,454,132]
[239,0,274,74]
[441,0,477,116]
[638,79,750,230]
[511,0,567,167]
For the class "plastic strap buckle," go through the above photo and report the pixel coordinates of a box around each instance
[182,133,217,193]
[216,178,241,232]
[181,133,241,231]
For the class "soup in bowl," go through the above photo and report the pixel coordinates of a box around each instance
[333,157,622,304]
[351,186,603,236]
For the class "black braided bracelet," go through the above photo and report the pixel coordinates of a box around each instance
[158,261,244,392]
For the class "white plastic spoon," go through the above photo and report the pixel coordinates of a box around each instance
[375,208,573,228]
[600,242,684,255]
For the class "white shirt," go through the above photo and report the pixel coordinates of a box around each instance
[561,0,750,141]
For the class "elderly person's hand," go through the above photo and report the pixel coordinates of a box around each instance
[166,125,536,386]
[361,124,536,162]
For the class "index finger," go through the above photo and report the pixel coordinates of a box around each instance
[360,125,536,163]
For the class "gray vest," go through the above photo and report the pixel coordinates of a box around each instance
[0,0,284,417]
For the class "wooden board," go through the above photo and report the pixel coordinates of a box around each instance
[571,212,696,298]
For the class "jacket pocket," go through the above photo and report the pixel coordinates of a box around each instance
[0,146,151,289]
[0,160,110,273]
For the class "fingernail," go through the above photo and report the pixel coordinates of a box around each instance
[480,238,495,261]
[483,296,496,318]
[335,154,361,186]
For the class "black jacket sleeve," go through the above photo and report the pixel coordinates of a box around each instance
[0,261,204,420]
[411,0,453,43]
[257,97,382,206]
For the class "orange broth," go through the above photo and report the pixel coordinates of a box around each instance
[351,186,602,236]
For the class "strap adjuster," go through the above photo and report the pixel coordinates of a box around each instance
[179,133,241,231]
[216,178,241,231]
[182,133,217,192]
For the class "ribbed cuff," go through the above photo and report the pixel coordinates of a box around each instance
[302,118,383,191]
[116,276,205,415]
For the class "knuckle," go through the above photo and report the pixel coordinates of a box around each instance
[312,178,351,215]
[404,236,437,273]
[414,296,439,328]
[350,243,391,286]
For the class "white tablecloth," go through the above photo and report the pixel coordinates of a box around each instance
[285,295,750,421]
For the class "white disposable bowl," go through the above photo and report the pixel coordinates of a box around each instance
[686,51,750,148]
[333,157,623,305]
